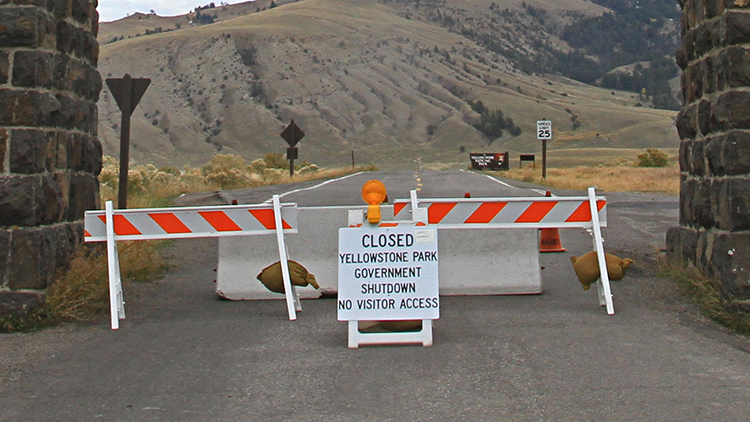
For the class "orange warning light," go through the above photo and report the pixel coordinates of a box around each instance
[361,180,387,223]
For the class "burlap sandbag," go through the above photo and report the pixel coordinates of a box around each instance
[257,260,319,293]
[570,251,634,290]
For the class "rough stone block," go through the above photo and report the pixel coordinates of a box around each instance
[713,177,750,231]
[39,173,63,224]
[66,132,82,170]
[66,172,98,221]
[53,171,70,216]
[727,178,750,231]
[9,128,47,174]
[694,23,714,59]
[71,0,94,26]
[0,89,40,127]
[48,0,72,20]
[709,231,750,299]
[11,50,54,89]
[701,55,716,95]
[53,131,66,170]
[56,20,98,62]
[52,223,79,271]
[680,226,699,264]
[0,175,38,227]
[691,138,706,176]
[0,291,44,316]
[676,103,698,140]
[712,90,750,131]
[45,130,57,171]
[722,46,750,88]
[698,99,712,136]
[0,50,9,84]
[680,175,696,226]
[52,94,96,132]
[86,65,102,102]
[679,140,693,173]
[723,10,750,45]
[723,130,750,175]
[705,0,718,19]
[8,226,55,290]
[0,128,7,173]
[683,28,697,62]
[0,229,9,287]
[693,178,715,229]
[0,8,41,48]
[676,47,688,71]
[705,134,725,176]
[81,135,102,175]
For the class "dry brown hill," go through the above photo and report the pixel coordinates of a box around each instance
[97,0,679,170]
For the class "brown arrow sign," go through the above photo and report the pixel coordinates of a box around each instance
[106,75,151,116]
[280,119,305,147]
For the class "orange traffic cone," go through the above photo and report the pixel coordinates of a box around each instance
[539,190,566,253]
[539,227,566,253]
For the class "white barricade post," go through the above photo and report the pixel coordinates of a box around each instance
[338,224,439,348]
[393,187,613,314]
[85,196,299,329]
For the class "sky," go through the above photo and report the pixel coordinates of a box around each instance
[97,1,247,22]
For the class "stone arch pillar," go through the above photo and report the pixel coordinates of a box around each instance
[0,0,102,315]
[668,0,750,303]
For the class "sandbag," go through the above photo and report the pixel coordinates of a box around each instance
[257,260,319,294]
[570,251,634,290]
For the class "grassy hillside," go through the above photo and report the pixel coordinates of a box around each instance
[97,0,679,170]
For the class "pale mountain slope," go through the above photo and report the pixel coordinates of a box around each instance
[97,0,678,169]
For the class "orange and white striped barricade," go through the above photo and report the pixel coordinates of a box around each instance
[393,187,614,314]
[84,195,299,329]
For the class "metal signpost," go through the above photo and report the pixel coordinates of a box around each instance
[280,119,304,177]
[106,74,150,209]
[536,120,552,179]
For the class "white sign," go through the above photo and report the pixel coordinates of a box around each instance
[537,120,552,140]
[337,226,439,321]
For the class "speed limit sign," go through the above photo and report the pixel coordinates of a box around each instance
[537,120,552,140]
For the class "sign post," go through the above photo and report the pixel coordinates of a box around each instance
[106,74,150,209]
[537,120,552,179]
[338,226,439,348]
[280,119,304,177]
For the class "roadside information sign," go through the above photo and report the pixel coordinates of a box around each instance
[537,120,552,140]
[337,226,439,321]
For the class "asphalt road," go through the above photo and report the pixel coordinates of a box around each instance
[2,170,750,421]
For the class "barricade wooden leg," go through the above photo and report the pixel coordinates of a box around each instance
[587,187,614,315]
[272,194,298,320]
[105,201,126,330]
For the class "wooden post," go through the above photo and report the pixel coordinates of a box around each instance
[117,74,132,209]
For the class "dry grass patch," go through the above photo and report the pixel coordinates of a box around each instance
[660,260,750,336]
[498,162,679,195]
[99,153,370,207]
[0,241,168,332]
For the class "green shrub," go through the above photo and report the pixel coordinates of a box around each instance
[263,152,289,169]
[636,148,668,167]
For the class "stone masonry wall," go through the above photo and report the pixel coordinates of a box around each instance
[667,0,750,302]
[0,0,101,315]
